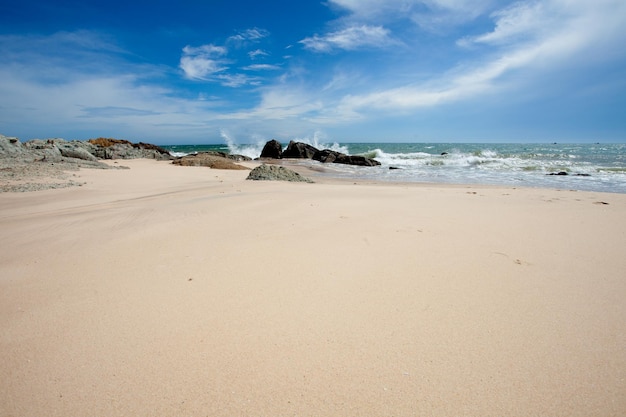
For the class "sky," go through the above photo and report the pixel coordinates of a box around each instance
[1,0,625,144]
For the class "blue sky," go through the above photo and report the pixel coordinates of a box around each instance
[1,0,625,144]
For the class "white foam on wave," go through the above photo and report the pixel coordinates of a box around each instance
[169,151,191,158]
[220,129,350,159]
[221,129,266,159]
[292,131,349,154]
[372,148,506,169]
[287,143,626,193]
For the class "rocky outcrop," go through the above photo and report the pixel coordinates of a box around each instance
[57,142,99,162]
[547,171,591,177]
[1,134,174,192]
[282,141,319,159]
[1,135,111,192]
[0,135,25,158]
[172,152,250,170]
[312,149,381,167]
[87,137,172,160]
[260,139,283,159]
[2,136,105,166]
[262,140,381,167]
[246,164,313,183]
[1,135,172,162]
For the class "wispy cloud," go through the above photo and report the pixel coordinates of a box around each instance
[302,0,625,117]
[300,25,394,52]
[458,1,548,47]
[216,86,324,121]
[243,64,281,71]
[410,0,495,31]
[179,28,279,87]
[248,49,269,59]
[0,31,227,140]
[231,0,625,127]
[329,0,493,28]
[179,44,229,80]
[216,73,260,87]
[328,0,415,18]
[227,28,270,46]
[79,106,162,118]
[2,1,625,143]
[0,30,132,83]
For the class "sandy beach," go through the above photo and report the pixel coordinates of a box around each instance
[1,159,625,416]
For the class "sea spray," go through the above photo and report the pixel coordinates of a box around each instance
[220,129,350,159]
[292,131,350,155]
[220,129,265,159]
[161,141,626,193]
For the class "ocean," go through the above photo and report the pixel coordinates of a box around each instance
[163,142,626,194]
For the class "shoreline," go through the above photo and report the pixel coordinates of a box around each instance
[2,159,625,416]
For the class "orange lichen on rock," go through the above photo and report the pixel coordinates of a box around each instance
[88,138,133,147]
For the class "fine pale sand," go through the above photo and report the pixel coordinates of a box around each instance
[1,159,625,417]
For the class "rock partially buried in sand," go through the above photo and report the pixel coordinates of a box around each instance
[172,152,250,170]
[246,164,314,183]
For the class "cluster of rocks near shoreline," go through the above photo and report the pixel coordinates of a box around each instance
[171,139,382,169]
[1,135,382,191]
[0,134,172,192]
[259,139,381,167]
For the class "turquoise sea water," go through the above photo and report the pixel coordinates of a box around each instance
[163,142,626,194]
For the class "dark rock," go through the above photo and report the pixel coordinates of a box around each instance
[260,139,283,159]
[273,140,381,166]
[547,171,591,176]
[246,164,313,182]
[342,154,381,167]
[312,149,337,163]
[313,149,381,167]
[389,166,401,170]
[133,142,171,155]
[282,141,319,159]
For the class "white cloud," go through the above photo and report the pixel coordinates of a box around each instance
[300,25,394,52]
[216,73,260,87]
[180,29,279,86]
[410,0,496,32]
[329,0,415,17]
[3,2,625,143]
[248,49,269,59]
[329,0,494,27]
[460,0,626,51]
[216,87,324,121]
[332,0,626,115]
[458,1,548,46]
[0,65,222,140]
[243,64,281,71]
[227,28,270,45]
[0,32,227,141]
[179,44,229,80]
